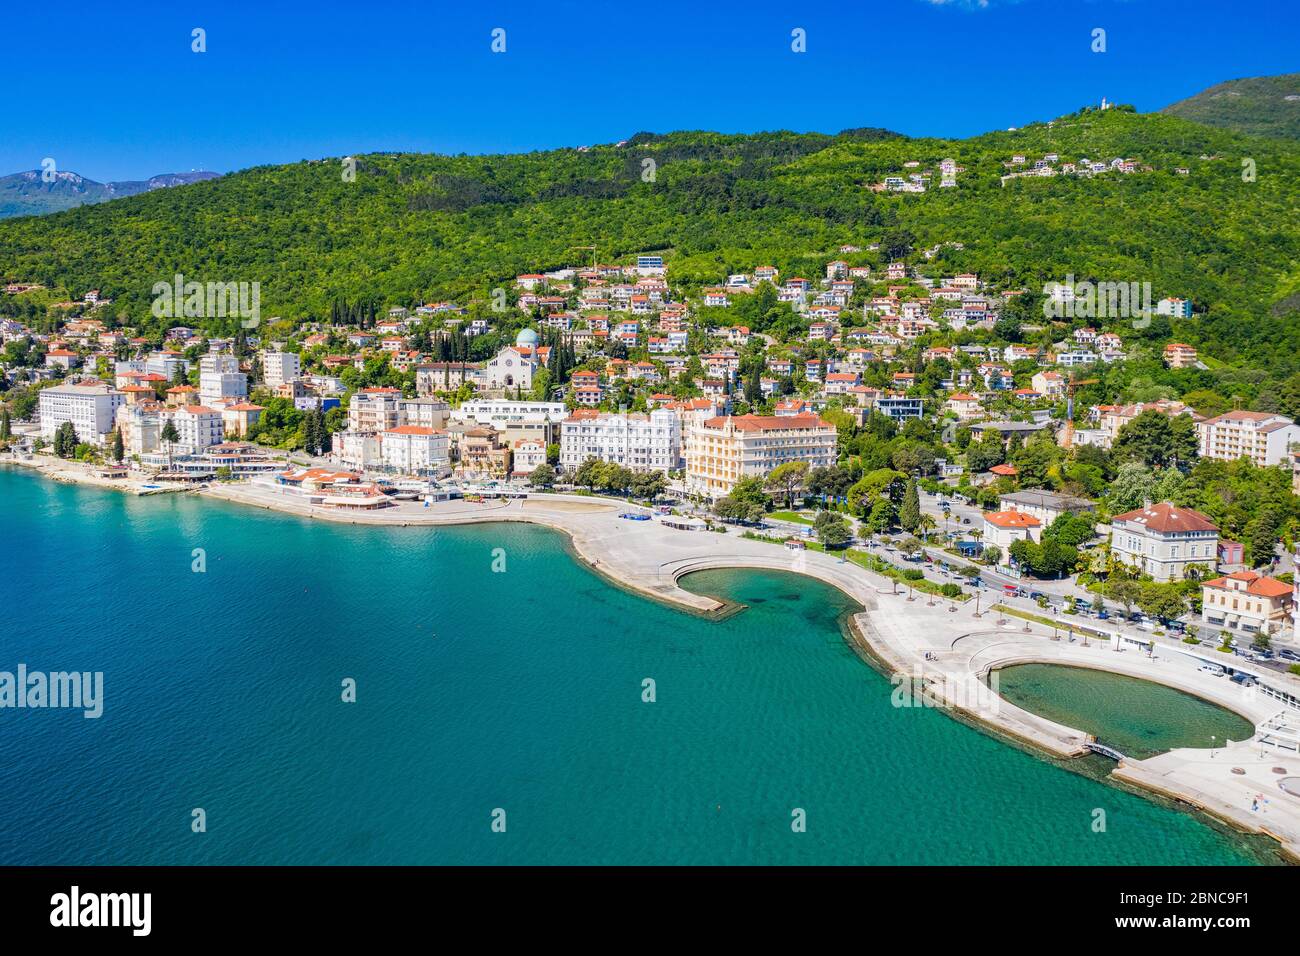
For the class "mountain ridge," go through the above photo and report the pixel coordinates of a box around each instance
[0,169,221,219]
[1161,72,1300,140]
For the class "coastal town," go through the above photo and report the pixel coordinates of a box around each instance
[4,249,1300,653]
[5,243,1300,856]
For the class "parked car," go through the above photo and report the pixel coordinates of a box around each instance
[1279,648,1300,663]
[1096,609,1109,620]
[1230,672,1257,687]
[1199,662,1227,676]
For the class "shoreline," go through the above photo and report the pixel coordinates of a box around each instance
[9,463,1300,862]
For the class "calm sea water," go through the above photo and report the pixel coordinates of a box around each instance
[0,469,1281,864]
[995,664,1256,761]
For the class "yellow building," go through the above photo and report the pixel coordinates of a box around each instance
[685,414,837,500]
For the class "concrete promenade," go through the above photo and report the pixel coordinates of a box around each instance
[195,482,1300,859]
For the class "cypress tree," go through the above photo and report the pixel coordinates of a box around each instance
[900,478,921,532]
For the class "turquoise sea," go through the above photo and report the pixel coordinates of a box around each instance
[0,469,1283,864]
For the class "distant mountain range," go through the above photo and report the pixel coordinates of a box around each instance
[1161,72,1300,140]
[0,169,221,219]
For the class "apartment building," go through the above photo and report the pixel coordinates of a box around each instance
[262,351,301,389]
[1163,343,1198,368]
[199,354,248,405]
[1110,502,1219,582]
[685,414,836,499]
[1196,410,1300,467]
[348,388,403,433]
[38,382,125,445]
[997,490,1094,527]
[559,408,681,473]
[1201,571,1294,639]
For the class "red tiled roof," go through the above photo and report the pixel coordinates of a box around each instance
[984,510,1040,529]
[701,414,832,432]
[1113,502,1218,533]
[1203,571,1291,599]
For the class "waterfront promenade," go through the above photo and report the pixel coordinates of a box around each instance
[8,456,1299,861]
[195,481,1300,860]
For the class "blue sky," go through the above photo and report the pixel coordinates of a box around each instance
[3,0,1296,182]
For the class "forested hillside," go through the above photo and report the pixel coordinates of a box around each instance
[1162,73,1300,140]
[1,107,1298,379]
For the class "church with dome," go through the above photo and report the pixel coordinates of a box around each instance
[482,327,542,393]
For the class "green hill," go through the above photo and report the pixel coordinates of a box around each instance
[1161,73,1300,140]
[1,108,1298,380]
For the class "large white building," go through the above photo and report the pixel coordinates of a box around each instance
[199,354,248,405]
[1110,502,1219,582]
[380,425,450,475]
[169,405,224,453]
[262,351,301,390]
[347,388,403,433]
[559,408,681,473]
[1196,410,1300,468]
[38,382,125,445]
[455,398,565,445]
[685,414,837,499]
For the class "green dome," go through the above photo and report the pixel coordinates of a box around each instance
[516,327,539,347]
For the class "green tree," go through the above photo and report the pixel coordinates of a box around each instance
[1112,410,1198,469]
[1107,578,1142,618]
[813,510,852,547]
[765,461,810,508]
[161,419,180,472]
[898,478,921,533]
[112,428,124,463]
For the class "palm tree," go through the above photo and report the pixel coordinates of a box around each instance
[918,513,936,544]
[161,420,180,473]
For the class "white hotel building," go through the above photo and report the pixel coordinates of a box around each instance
[38,382,125,445]
[1110,502,1219,583]
[456,399,565,445]
[559,408,681,473]
[380,425,450,475]
[169,405,224,453]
